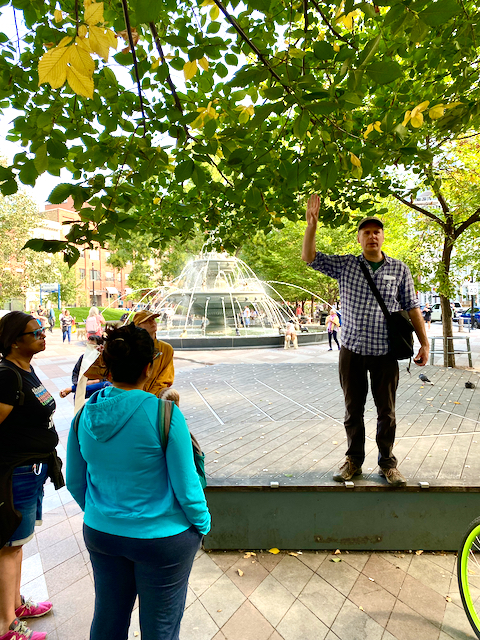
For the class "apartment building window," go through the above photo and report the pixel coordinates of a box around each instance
[79,268,85,280]
[105,271,114,281]
[90,269,101,281]
[117,272,122,282]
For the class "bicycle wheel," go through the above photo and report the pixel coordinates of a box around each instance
[458,516,480,639]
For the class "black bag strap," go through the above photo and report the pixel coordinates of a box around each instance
[158,400,174,452]
[358,260,391,320]
[0,363,25,406]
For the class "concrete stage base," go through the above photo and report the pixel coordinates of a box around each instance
[204,483,480,550]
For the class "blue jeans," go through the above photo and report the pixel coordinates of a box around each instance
[6,463,48,546]
[84,524,202,640]
[62,325,71,342]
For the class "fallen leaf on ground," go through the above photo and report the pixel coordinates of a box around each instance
[237,569,244,576]
[268,547,280,554]
[288,552,298,556]
[416,550,424,555]
[369,577,375,581]
[445,596,452,602]
[359,606,364,611]
[330,557,342,563]
[334,549,341,554]
[243,552,256,558]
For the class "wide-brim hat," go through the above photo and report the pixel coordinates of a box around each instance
[132,310,160,325]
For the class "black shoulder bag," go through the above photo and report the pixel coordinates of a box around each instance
[359,261,414,361]
[0,363,25,405]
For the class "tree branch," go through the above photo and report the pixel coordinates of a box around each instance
[211,0,289,88]
[121,0,147,137]
[309,0,358,50]
[391,192,446,228]
[453,209,480,239]
[149,23,184,115]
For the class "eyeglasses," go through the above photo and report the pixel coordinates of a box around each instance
[20,328,46,339]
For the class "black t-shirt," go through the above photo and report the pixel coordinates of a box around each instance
[0,360,58,462]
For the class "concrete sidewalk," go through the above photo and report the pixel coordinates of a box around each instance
[17,324,480,640]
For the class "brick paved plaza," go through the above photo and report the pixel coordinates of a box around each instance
[19,325,480,640]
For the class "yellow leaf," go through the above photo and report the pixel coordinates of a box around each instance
[445,101,462,109]
[363,123,374,139]
[58,36,73,47]
[210,4,220,19]
[70,41,95,77]
[84,0,93,7]
[183,59,198,81]
[402,110,411,126]
[333,43,340,52]
[66,64,94,98]
[201,0,215,5]
[54,9,63,22]
[416,100,430,112]
[238,109,250,124]
[411,112,424,127]
[78,24,88,38]
[85,1,104,26]
[89,25,111,60]
[341,10,358,30]
[153,197,161,204]
[76,35,92,52]
[429,104,445,119]
[268,547,280,554]
[350,152,361,167]
[151,58,160,70]
[198,56,209,71]
[237,569,244,576]
[373,121,383,133]
[38,45,71,89]
[105,29,118,50]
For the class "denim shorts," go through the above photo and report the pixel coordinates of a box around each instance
[6,463,49,547]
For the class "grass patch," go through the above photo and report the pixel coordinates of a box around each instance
[52,307,125,328]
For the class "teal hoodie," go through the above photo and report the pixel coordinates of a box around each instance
[66,386,211,538]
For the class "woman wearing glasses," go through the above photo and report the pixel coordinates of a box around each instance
[0,312,64,640]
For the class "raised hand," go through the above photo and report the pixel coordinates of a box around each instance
[306,194,320,227]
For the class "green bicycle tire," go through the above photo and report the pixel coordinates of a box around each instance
[458,516,480,639]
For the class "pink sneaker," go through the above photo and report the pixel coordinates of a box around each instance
[0,618,47,639]
[15,597,53,619]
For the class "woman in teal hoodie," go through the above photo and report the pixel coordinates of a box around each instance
[66,323,210,640]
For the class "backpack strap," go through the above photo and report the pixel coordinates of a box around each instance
[0,363,25,406]
[358,259,391,320]
[72,389,101,437]
[158,400,173,452]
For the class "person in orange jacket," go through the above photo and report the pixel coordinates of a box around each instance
[84,310,179,405]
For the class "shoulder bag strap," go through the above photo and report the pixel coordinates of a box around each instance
[358,259,391,320]
[0,363,25,406]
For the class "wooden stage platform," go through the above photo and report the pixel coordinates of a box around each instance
[176,362,480,550]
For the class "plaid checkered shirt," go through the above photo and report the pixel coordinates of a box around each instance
[308,252,419,356]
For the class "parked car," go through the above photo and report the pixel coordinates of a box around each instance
[430,302,465,322]
[459,308,480,328]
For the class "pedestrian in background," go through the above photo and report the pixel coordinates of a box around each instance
[67,322,210,640]
[59,309,73,343]
[325,309,341,351]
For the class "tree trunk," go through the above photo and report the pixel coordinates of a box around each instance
[441,233,455,368]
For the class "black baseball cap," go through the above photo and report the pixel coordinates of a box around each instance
[357,217,384,231]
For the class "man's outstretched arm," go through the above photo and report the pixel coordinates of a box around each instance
[302,194,320,263]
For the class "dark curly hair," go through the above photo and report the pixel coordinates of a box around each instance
[0,311,35,358]
[102,322,154,384]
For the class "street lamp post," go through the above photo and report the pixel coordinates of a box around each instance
[91,267,95,305]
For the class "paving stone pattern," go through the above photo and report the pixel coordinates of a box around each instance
[18,330,480,639]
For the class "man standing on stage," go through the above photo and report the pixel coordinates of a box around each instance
[302,194,429,486]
